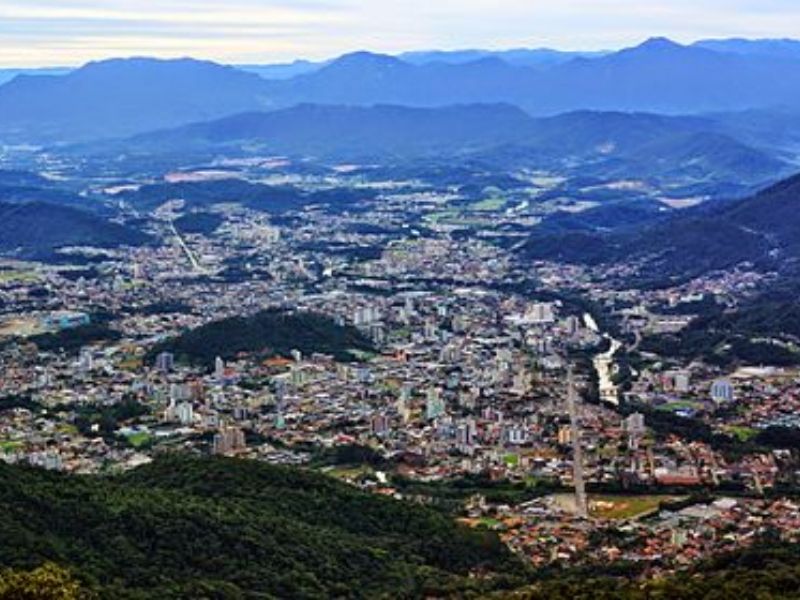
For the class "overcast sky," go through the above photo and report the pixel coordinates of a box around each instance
[1,0,799,67]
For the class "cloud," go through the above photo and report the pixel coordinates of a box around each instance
[1,0,799,67]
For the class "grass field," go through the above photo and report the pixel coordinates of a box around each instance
[590,495,679,520]
[726,425,759,442]
[0,440,23,454]
[323,465,373,481]
[470,197,506,212]
[0,270,39,284]
[125,432,153,449]
[425,209,460,224]
[657,400,703,413]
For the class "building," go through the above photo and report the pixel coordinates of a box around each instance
[155,352,175,373]
[710,379,735,404]
[212,426,246,455]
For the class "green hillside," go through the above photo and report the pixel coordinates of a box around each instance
[149,309,374,367]
[0,454,525,599]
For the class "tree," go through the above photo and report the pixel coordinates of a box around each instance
[0,563,89,600]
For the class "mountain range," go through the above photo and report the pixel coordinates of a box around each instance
[0,58,273,142]
[2,38,800,144]
[104,104,790,189]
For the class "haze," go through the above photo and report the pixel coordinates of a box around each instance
[3,0,800,67]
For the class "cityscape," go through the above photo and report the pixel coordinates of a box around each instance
[1,1,800,598]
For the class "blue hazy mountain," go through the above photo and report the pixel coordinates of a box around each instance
[262,39,800,115]
[236,59,325,80]
[106,104,787,188]
[2,38,800,144]
[0,57,273,143]
[122,103,537,157]
[693,38,800,60]
[399,48,607,67]
[0,67,71,86]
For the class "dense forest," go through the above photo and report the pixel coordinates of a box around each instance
[148,309,374,367]
[3,455,800,599]
[0,454,526,599]
[173,211,223,235]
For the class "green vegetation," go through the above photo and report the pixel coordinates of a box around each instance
[727,425,759,442]
[0,201,149,259]
[0,394,41,412]
[149,309,374,367]
[0,440,23,454]
[0,269,39,284]
[640,300,800,368]
[123,431,152,449]
[0,563,89,600]
[122,179,373,215]
[174,211,223,235]
[29,324,121,355]
[0,454,525,599]
[470,197,506,212]
[70,398,150,440]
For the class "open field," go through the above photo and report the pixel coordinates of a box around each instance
[470,197,506,212]
[551,493,682,519]
[0,316,44,339]
[0,270,39,284]
[590,495,682,520]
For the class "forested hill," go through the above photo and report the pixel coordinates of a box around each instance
[518,171,800,287]
[0,454,525,599]
[149,309,374,367]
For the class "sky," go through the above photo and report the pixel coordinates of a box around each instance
[1,0,800,67]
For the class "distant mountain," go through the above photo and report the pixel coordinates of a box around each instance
[694,38,800,60]
[260,39,800,116]
[3,38,800,146]
[0,67,71,86]
[236,59,325,80]
[123,103,536,158]
[0,57,273,143]
[0,202,149,258]
[109,104,787,188]
[4,39,800,144]
[399,48,607,67]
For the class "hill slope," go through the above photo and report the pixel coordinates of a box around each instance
[519,172,800,285]
[105,104,787,188]
[149,309,375,367]
[0,455,523,598]
[0,202,149,258]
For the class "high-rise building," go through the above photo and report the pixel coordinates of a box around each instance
[370,414,391,436]
[426,388,446,420]
[212,426,246,455]
[176,402,194,425]
[155,352,174,373]
[710,379,735,404]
